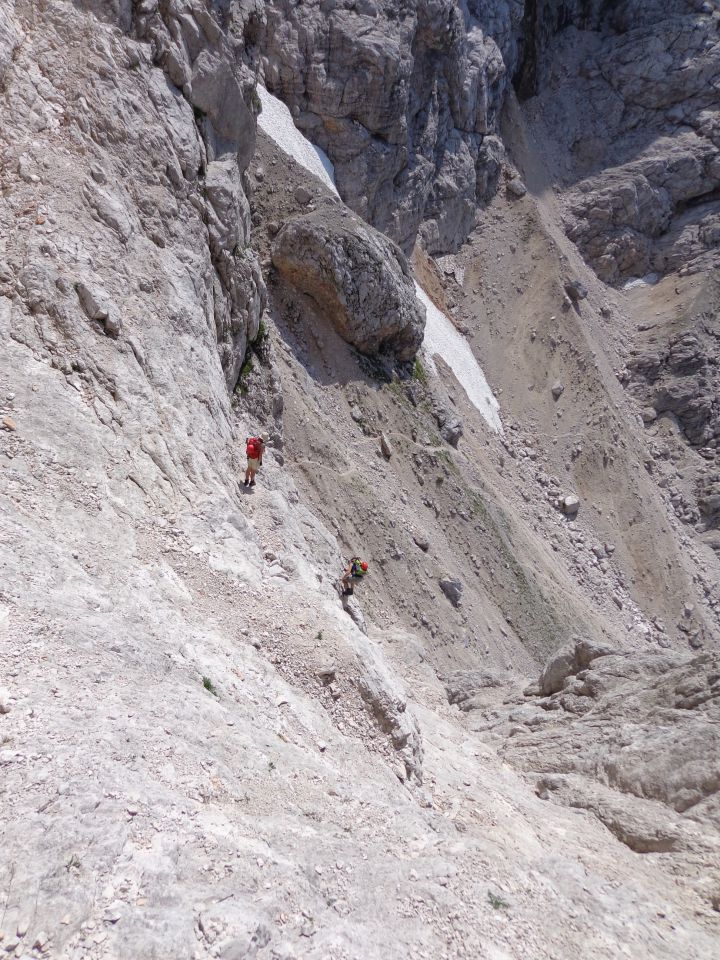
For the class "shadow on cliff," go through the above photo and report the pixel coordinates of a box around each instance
[267,273,410,393]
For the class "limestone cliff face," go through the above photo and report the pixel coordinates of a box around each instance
[71,2,720,283]
[233,0,525,253]
[131,0,268,390]
[522,0,720,283]
[229,0,720,284]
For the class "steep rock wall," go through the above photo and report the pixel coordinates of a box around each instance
[521,0,720,283]
[233,0,525,253]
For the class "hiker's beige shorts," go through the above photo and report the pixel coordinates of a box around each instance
[247,457,260,470]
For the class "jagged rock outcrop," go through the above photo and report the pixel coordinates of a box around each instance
[627,320,720,449]
[537,635,615,696]
[132,0,268,389]
[445,668,515,711]
[0,0,271,491]
[233,0,524,253]
[271,208,425,359]
[522,645,720,823]
[522,1,720,283]
[461,640,720,904]
[357,653,424,783]
[698,470,720,529]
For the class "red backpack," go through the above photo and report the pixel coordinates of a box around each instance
[246,437,262,459]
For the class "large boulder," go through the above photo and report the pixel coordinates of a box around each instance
[271,209,425,360]
[538,636,616,696]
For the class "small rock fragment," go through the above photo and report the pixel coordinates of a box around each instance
[316,665,337,683]
[440,576,463,607]
[104,314,123,338]
[380,433,392,459]
[75,281,109,321]
[551,381,565,400]
[294,185,312,205]
[641,407,657,425]
[564,279,588,302]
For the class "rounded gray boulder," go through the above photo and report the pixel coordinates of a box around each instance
[271,209,425,361]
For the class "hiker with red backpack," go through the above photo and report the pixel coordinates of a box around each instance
[244,434,266,488]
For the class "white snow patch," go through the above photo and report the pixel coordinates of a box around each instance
[256,86,339,196]
[623,272,660,290]
[415,283,502,434]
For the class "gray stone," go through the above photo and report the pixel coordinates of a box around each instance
[439,576,463,607]
[272,208,425,360]
[564,279,588,302]
[507,178,527,198]
[432,401,463,447]
[562,494,580,515]
[75,281,109,322]
[254,0,516,252]
[103,313,123,339]
[204,159,251,256]
[641,407,657,425]
[294,185,312,205]
[357,656,423,783]
[551,381,565,400]
[538,636,617,696]
[190,49,255,166]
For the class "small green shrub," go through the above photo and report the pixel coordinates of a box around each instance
[250,86,262,115]
[412,358,428,385]
[487,891,509,910]
[471,492,490,522]
[357,352,392,383]
[202,676,218,696]
[233,354,254,396]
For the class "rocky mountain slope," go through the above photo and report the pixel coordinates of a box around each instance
[1,2,719,958]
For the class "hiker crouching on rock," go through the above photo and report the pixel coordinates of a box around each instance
[341,556,368,596]
[244,434,266,487]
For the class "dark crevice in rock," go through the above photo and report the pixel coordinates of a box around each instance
[514,0,542,101]
[675,187,720,217]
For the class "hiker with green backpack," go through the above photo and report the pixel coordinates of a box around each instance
[340,556,369,596]
[244,434,266,488]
